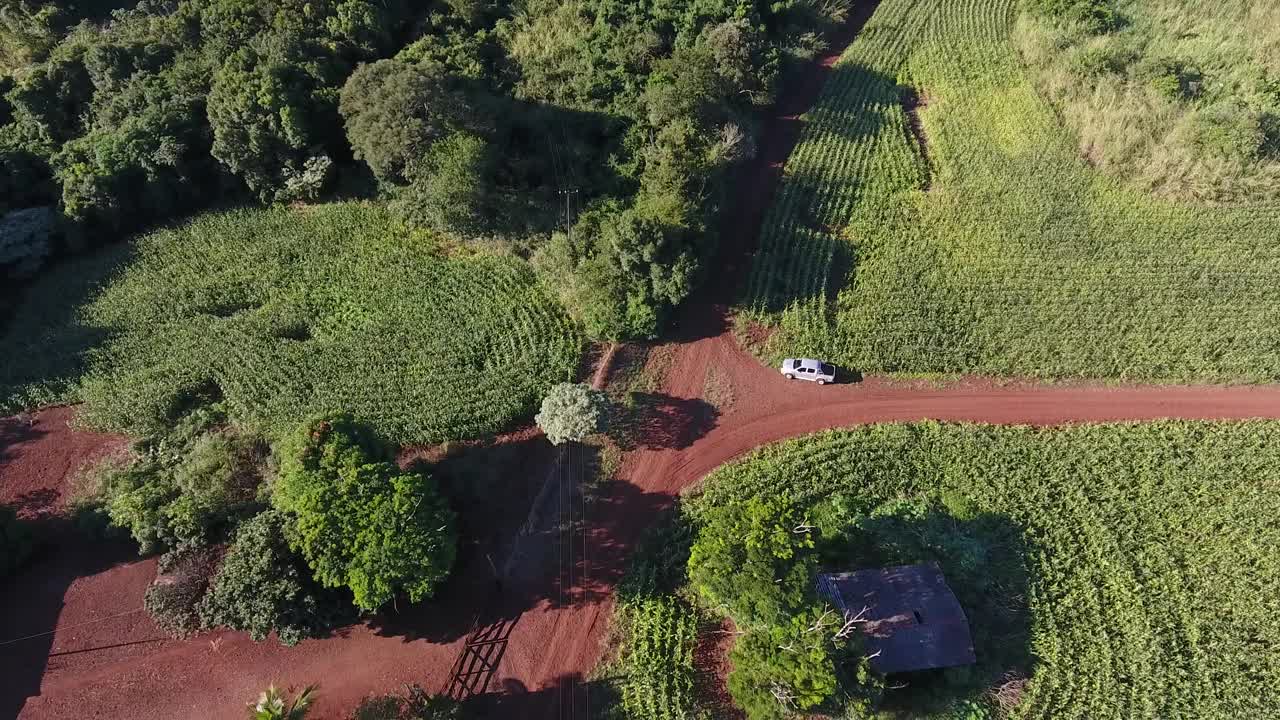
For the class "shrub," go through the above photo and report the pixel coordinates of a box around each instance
[273,413,458,611]
[536,382,610,445]
[351,686,460,720]
[1027,0,1118,32]
[93,426,266,554]
[0,505,33,577]
[1139,57,1203,100]
[199,510,353,646]
[144,545,220,638]
[1186,102,1265,160]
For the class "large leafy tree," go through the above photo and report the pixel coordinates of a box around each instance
[207,44,337,203]
[726,609,842,720]
[339,59,449,184]
[273,413,457,611]
[688,493,818,627]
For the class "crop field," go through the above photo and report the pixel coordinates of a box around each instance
[686,421,1280,719]
[742,0,1280,382]
[0,204,582,443]
[612,597,699,720]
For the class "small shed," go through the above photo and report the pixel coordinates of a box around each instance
[816,562,976,675]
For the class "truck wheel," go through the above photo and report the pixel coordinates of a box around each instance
[784,373,794,380]
[817,379,826,385]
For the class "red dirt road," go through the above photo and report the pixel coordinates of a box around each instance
[487,312,1280,718]
[7,2,1280,718]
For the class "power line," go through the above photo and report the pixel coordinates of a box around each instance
[0,607,146,648]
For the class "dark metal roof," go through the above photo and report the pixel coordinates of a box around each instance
[816,562,976,675]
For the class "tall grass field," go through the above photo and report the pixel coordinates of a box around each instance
[742,0,1280,382]
[0,203,582,443]
[1016,0,1280,204]
[685,421,1280,718]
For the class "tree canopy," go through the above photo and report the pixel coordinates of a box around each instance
[272,413,457,611]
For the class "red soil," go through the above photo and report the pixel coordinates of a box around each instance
[1,415,557,720]
[7,3,1280,718]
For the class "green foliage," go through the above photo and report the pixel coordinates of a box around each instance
[199,509,353,645]
[1026,0,1118,32]
[687,493,817,627]
[535,382,609,445]
[726,609,841,720]
[617,597,698,720]
[250,684,316,720]
[689,421,1280,718]
[0,0,415,238]
[393,130,493,236]
[745,0,1280,382]
[273,413,457,611]
[0,203,582,442]
[83,412,265,553]
[207,45,336,203]
[604,519,704,720]
[339,59,450,184]
[1017,0,1280,202]
[0,504,33,577]
[351,685,460,720]
[1186,101,1266,160]
[0,1,62,70]
[144,544,220,638]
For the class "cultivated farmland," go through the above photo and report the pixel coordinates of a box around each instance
[679,421,1280,719]
[742,0,1280,382]
[0,203,582,443]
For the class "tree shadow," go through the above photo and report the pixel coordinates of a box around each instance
[370,433,556,644]
[609,393,720,451]
[0,514,139,720]
[0,242,131,408]
[813,499,1034,715]
[461,673,621,720]
[457,88,628,240]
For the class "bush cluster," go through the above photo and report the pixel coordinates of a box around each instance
[86,410,266,553]
[199,510,354,645]
[144,544,221,638]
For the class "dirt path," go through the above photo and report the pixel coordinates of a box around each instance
[7,3,1280,718]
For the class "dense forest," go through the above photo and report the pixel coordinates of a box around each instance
[0,0,848,337]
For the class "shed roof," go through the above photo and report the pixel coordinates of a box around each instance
[816,562,976,675]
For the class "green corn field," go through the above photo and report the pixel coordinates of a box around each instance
[687,420,1280,719]
[617,596,700,720]
[0,203,582,444]
[742,0,1280,382]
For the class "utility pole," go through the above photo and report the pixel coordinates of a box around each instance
[559,188,579,241]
